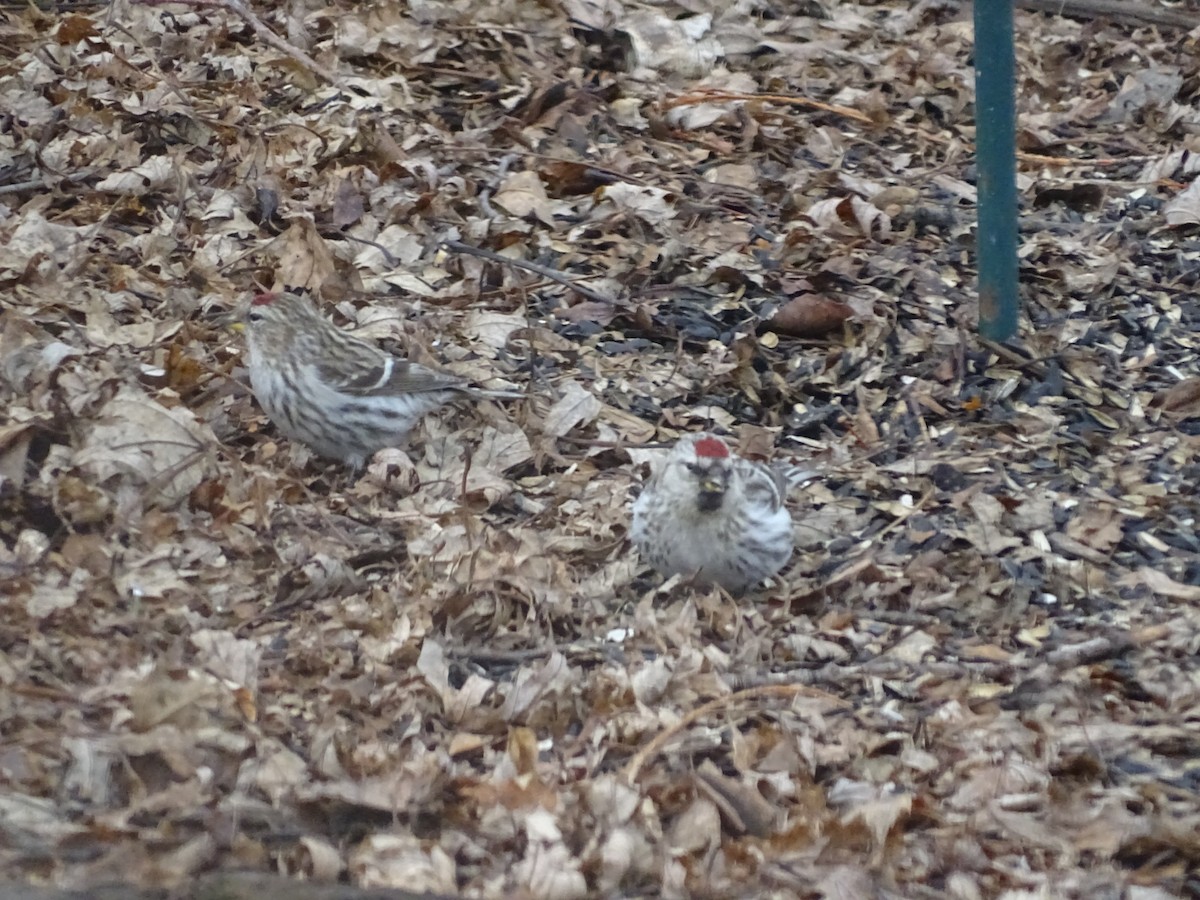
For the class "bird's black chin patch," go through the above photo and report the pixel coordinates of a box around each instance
[697,489,725,512]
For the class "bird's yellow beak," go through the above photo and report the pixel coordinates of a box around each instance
[213,307,245,332]
[700,477,724,495]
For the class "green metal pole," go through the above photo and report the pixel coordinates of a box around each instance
[974,0,1019,341]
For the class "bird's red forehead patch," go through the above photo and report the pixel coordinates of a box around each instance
[693,435,730,459]
[251,292,278,306]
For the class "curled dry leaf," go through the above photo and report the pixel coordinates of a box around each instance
[693,759,779,837]
[806,195,892,236]
[1163,179,1200,227]
[870,185,920,214]
[288,835,344,881]
[363,447,420,494]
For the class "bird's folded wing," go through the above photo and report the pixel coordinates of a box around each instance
[318,348,465,396]
[778,464,819,490]
[741,465,790,511]
[380,361,467,394]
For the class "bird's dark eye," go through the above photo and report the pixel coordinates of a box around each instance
[246,310,265,324]
[685,462,701,473]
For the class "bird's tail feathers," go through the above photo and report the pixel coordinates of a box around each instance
[468,385,525,400]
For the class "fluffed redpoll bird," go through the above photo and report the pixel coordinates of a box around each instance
[240,289,521,467]
[631,433,810,593]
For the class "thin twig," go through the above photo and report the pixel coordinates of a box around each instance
[227,0,345,87]
[554,435,674,451]
[1045,634,1135,667]
[0,172,94,197]
[0,178,45,197]
[447,646,555,664]
[622,684,850,784]
[664,89,874,125]
[132,0,345,88]
[442,240,620,306]
[1018,0,1197,29]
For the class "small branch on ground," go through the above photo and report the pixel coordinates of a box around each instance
[1017,0,1197,29]
[130,0,345,88]
[1046,634,1136,667]
[664,90,874,125]
[442,240,621,306]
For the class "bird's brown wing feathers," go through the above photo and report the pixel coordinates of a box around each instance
[313,329,509,397]
[377,360,467,395]
[318,347,465,396]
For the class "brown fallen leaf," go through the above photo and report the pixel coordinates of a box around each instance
[1150,376,1200,419]
[539,159,616,196]
[766,293,852,337]
[554,299,618,326]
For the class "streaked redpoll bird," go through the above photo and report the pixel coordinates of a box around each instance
[240,289,521,467]
[631,433,810,593]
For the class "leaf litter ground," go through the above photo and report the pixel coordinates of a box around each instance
[2,1,1200,897]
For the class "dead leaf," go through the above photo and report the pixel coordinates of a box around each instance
[542,381,602,437]
[767,293,853,337]
[1150,376,1200,417]
[72,387,217,509]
